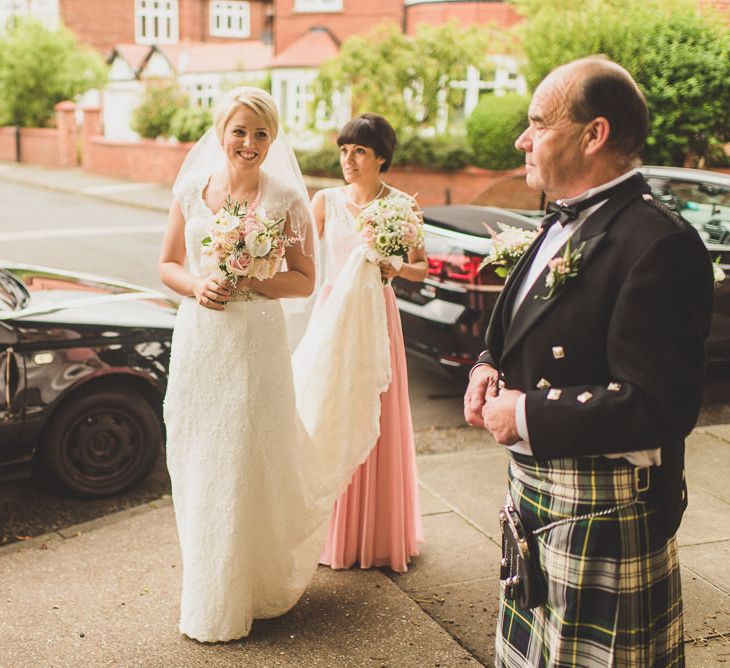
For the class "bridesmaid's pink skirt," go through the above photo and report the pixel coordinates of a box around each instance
[319,285,424,573]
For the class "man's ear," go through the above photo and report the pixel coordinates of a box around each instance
[582,117,611,155]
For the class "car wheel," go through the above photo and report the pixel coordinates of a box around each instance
[39,388,162,497]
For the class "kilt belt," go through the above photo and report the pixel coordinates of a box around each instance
[496,453,684,668]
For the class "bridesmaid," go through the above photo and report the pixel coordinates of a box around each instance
[311,113,427,572]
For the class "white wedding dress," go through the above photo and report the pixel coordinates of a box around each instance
[164,172,391,642]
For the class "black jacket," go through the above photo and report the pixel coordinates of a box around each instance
[479,173,714,537]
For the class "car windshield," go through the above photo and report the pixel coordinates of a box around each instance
[0,270,31,312]
[646,178,730,251]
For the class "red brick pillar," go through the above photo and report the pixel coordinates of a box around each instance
[54,101,77,167]
[81,106,103,170]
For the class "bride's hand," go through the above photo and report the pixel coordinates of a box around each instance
[193,276,230,311]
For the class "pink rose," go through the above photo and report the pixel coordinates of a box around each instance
[227,253,252,276]
[224,229,240,245]
[361,226,375,245]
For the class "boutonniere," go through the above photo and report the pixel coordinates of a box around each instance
[713,256,726,286]
[478,223,539,278]
[537,239,586,301]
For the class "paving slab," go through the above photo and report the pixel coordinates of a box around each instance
[686,430,730,502]
[409,577,499,667]
[392,512,500,594]
[685,635,730,666]
[419,484,451,516]
[680,540,730,596]
[681,565,730,640]
[418,449,509,540]
[702,424,730,443]
[0,505,479,668]
[677,487,730,547]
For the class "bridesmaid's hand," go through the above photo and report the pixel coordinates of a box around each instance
[193,276,230,311]
[379,261,400,281]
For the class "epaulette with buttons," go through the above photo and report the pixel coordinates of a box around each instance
[641,193,688,231]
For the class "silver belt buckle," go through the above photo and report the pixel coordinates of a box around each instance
[634,466,651,493]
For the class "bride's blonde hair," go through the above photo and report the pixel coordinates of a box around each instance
[213,86,279,141]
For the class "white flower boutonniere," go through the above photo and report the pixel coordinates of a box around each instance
[478,223,539,278]
[537,239,586,301]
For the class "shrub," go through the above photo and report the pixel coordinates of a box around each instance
[169,106,212,143]
[466,94,529,170]
[131,79,189,140]
[393,134,473,171]
[294,144,341,178]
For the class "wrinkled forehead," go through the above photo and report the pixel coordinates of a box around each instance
[530,70,576,125]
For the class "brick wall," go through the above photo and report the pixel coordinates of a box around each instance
[404,1,521,34]
[382,165,521,207]
[82,136,193,184]
[60,0,135,54]
[273,0,402,53]
[0,127,17,162]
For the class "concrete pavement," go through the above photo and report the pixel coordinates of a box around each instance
[2,161,730,666]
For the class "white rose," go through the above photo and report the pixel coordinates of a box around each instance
[245,230,272,258]
[714,263,726,284]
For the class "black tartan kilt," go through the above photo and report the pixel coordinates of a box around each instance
[496,453,684,668]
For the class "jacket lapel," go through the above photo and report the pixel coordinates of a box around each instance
[497,173,650,365]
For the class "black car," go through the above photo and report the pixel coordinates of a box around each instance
[0,262,176,496]
[394,167,730,374]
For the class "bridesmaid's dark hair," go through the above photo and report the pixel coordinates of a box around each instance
[337,113,397,172]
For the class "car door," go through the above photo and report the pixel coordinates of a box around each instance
[646,176,730,363]
[0,321,25,456]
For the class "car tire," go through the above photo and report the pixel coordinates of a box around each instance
[38,388,162,497]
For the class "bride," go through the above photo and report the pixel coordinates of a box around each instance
[159,87,325,642]
[159,87,395,642]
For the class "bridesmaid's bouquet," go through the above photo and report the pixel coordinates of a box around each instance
[354,195,424,283]
[200,195,298,282]
[478,223,539,278]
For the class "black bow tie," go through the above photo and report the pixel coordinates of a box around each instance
[540,174,643,231]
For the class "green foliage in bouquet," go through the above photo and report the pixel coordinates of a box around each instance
[512,0,730,167]
[0,18,106,127]
[466,94,530,170]
[131,78,189,140]
[169,106,212,143]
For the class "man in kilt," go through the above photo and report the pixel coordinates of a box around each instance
[464,57,714,667]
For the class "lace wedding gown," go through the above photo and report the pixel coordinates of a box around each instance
[164,172,328,642]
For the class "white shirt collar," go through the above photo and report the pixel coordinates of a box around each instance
[558,168,638,206]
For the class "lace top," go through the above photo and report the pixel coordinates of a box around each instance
[175,171,313,279]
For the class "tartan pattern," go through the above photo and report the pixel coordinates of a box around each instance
[496,454,684,667]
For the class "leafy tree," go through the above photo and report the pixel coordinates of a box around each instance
[466,94,529,170]
[511,0,730,166]
[131,78,189,140]
[313,21,490,135]
[0,18,106,127]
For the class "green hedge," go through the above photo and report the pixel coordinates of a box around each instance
[466,94,530,170]
[169,106,212,143]
[295,134,475,178]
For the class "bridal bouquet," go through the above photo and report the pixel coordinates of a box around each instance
[201,195,298,283]
[354,195,424,283]
[478,223,539,278]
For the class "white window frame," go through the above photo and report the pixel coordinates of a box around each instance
[210,1,250,38]
[294,0,342,13]
[135,0,179,45]
[0,0,59,33]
